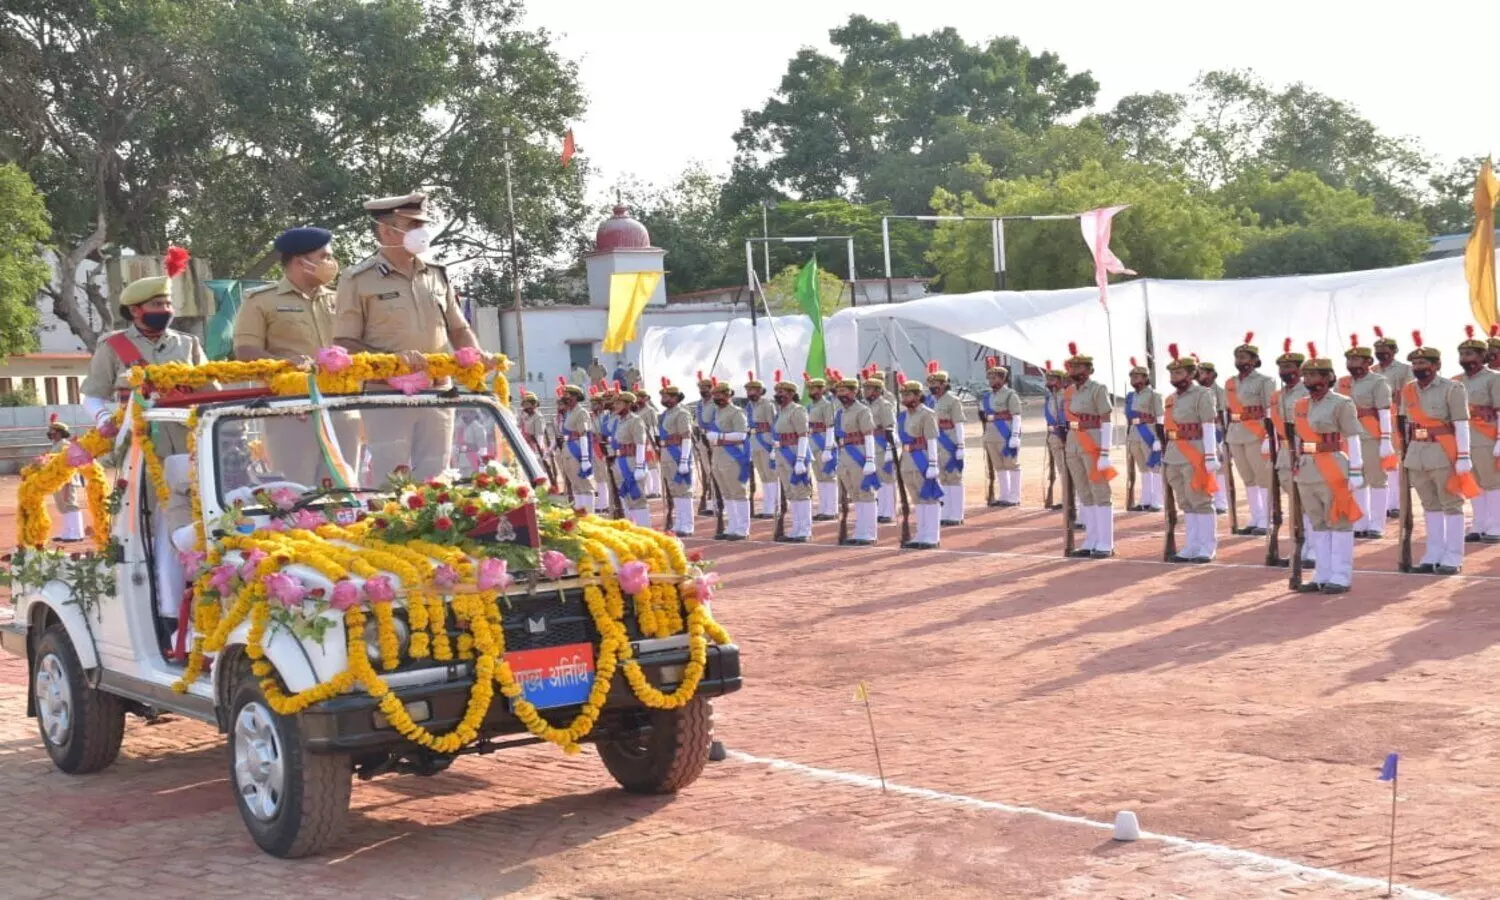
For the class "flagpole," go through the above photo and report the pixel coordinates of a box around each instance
[501,126,528,381]
[1387,772,1397,897]
[745,241,763,375]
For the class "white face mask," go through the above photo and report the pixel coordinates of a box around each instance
[401,225,432,255]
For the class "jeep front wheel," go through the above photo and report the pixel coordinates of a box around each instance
[33,625,125,774]
[228,675,352,858]
[598,696,714,794]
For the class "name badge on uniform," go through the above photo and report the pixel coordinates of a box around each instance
[375,291,400,300]
[275,305,303,313]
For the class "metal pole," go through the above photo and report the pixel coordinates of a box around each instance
[995,218,1008,291]
[881,217,897,385]
[990,218,1003,291]
[846,237,857,307]
[745,241,762,374]
[761,202,771,284]
[501,128,527,380]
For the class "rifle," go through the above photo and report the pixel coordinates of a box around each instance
[1158,423,1178,561]
[1286,420,1305,589]
[837,473,850,545]
[1397,414,1413,572]
[693,423,713,516]
[603,453,625,520]
[773,463,788,541]
[664,466,676,534]
[1264,418,1283,566]
[709,443,725,538]
[1125,446,1137,510]
[980,410,995,505]
[887,427,912,545]
[1225,440,1240,535]
[553,433,575,506]
[1044,439,1060,510]
[1063,454,1077,557]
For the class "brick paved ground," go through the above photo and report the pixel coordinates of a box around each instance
[2,424,1498,898]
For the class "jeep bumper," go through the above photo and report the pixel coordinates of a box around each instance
[0,621,26,658]
[298,641,742,753]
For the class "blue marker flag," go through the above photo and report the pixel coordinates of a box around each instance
[1378,752,1399,781]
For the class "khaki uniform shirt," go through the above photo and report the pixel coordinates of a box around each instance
[932,391,966,433]
[773,401,809,445]
[1126,387,1164,446]
[808,395,835,460]
[1375,359,1414,395]
[615,413,648,459]
[1292,393,1361,487]
[980,386,1022,446]
[1273,382,1309,473]
[836,400,875,443]
[661,404,693,440]
[748,396,778,448]
[81,325,207,401]
[1225,371,1276,444]
[235,277,337,359]
[520,407,548,443]
[638,403,659,435]
[333,253,467,356]
[868,394,896,433]
[898,403,940,462]
[562,404,593,455]
[1455,368,1500,445]
[1399,376,1468,471]
[1342,373,1393,441]
[1164,384,1216,467]
[1064,380,1112,456]
[712,401,747,436]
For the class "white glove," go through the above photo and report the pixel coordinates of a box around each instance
[1260,438,1271,455]
[1457,457,1473,474]
[1493,441,1500,459]
[821,450,833,463]
[954,444,966,460]
[1379,438,1394,459]
[1008,434,1021,450]
[1151,441,1162,453]
[1205,456,1221,473]
[925,464,938,479]
[677,461,690,476]
[1096,452,1111,472]
[580,462,593,478]
[863,460,876,476]
[634,465,647,481]
[1349,470,1365,489]
[793,460,807,476]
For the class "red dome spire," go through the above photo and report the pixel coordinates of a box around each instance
[594,203,651,251]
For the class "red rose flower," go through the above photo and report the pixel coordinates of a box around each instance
[474,473,491,487]
[114,479,127,490]
[462,503,479,517]
[435,516,453,531]
[373,518,387,529]
[562,517,578,532]
[407,494,425,509]
[688,550,703,563]
[481,454,494,464]
[515,485,530,499]
[427,479,443,489]
[496,475,509,486]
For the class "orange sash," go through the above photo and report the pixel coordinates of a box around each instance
[1402,382,1482,499]
[1064,384,1117,482]
[1225,377,1269,456]
[1292,397,1363,525]
[1337,375,1399,472]
[1164,395,1217,495]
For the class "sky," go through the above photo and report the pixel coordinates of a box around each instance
[523,0,1494,207]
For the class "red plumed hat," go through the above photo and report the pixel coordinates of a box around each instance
[164,246,190,279]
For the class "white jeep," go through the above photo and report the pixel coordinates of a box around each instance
[2,385,741,858]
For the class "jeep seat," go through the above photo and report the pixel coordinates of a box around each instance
[155,454,194,619]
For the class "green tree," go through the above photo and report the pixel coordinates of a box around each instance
[727,15,1097,209]
[928,159,1242,292]
[0,163,49,354]
[762,262,845,316]
[1422,156,1488,236]
[0,0,218,348]
[616,164,733,295]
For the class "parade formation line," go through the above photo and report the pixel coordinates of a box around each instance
[726,750,1451,900]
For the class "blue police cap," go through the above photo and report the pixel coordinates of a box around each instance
[273,226,333,256]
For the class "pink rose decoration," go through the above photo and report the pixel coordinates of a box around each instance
[291,508,326,530]
[541,550,569,581]
[388,372,433,396]
[270,488,298,510]
[64,440,92,467]
[98,417,119,439]
[432,564,460,589]
[316,345,353,373]
[238,549,267,580]
[177,549,206,573]
[364,575,395,603]
[454,346,482,368]
[263,572,306,608]
[618,560,651,595]
[262,518,288,532]
[693,572,720,602]
[329,580,361,611]
[476,557,512,592]
[209,563,238,594]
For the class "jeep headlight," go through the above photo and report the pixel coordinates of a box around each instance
[363,616,411,664]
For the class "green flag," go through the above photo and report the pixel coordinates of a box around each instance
[793,256,827,386]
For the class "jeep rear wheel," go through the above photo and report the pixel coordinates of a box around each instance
[33,625,125,774]
[598,696,714,794]
[228,675,352,858]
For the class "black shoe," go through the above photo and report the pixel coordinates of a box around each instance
[812,514,837,522]
[721,534,746,542]
[901,540,936,550]
[1067,548,1094,558]
[1147,505,1164,513]
[1435,564,1462,575]
[1483,535,1500,544]
[1047,504,1064,511]
[1321,583,1349,594]
[1090,549,1115,559]
[1232,527,1254,536]
[839,538,876,546]
[877,516,894,524]
[1271,557,1290,568]
[753,513,775,520]
[698,509,716,518]
[1466,532,1482,543]
[1250,527,1269,536]
[672,531,693,538]
[1296,582,1324,593]
[1386,510,1400,520]
[940,519,963,527]
[774,535,808,544]
[1411,563,1436,574]
[1127,504,1144,512]
[1000,501,1019,508]
[713,532,729,540]
[1073,522,1086,531]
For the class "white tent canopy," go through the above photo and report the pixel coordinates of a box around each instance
[641,253,1488,395]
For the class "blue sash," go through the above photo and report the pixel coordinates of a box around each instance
[563,429,588,465]
[832,407,882,492]
[614,455,642,500]
[776,432,811,486]
[747,402,775,453]
[1125,393,1163,468]
[597,413,617,457]
[875,427,894,476]
[658,423,692,486]
[897,412,945,501]
[983,392,1018,458]
[718,436,752,483]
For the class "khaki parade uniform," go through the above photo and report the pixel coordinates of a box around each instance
[1291,389,1364,590]
[832,396,880,544]
[1225,370,1276,528]
[612,410,651,525]
[981,383,1023,506]
[691,395,719,513]
[1063,380,1113,508]
[1338,371,1394,536]
[333,253,469,481]
[456,417,488,473]
[235,277,362,485]
[867,388,898,520]
[1164,382,1220,563]
[773,398,814,540]
[1375,358,1414,516]
[930,389,967,524]
[897,399,943,547]
[1125,386,1164,509]
[593,408,615,511]
[808,394,839,519]
[747,395,780,517]
[49,435,86,541]
[81,325,207,458]
[1456,367,1500,540]
[1204,381,1230,510]
[1401,377,1470,514]
[1271,381,1316,565]
[638,402,662,497]
[519,407,550,459]
[706,398,752,539]
[1043,388,1069,509]
[658,404,695,501]
[559,403,597,511]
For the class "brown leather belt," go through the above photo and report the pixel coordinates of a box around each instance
[1073,414,1103,427]
[810,423,828,432]
[1356,406,1382,418]
[1230,406,1265,420]
[1410,425,1454,441]
[1301,438,1344,453]
[986,411,1014,421]
[1130,415,1157,424]
[755,423,771,432]
[662,436,686,445]
[1471,405,1497,422]
[1166,425,1203,440]
[840,430,870,443]
[904,438,928,450]
[938,419,955,429]
[776,432,800,444]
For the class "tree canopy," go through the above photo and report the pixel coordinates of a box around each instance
[0,163,49,355]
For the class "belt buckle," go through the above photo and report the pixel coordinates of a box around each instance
[1301,441,1317,453]
[1166,429,1177,439]
[1413,427,1429,440]
[1230,413,1242,422]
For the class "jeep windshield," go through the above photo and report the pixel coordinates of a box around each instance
[208,393,540,512]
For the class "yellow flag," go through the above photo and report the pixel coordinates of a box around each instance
[603,271,662,353]
[1465,159,1500,333]
[853,681,868,702]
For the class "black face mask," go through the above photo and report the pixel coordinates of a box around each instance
[140,311,173,332]
[1279,371,1298,386]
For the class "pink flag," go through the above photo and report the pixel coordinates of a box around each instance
[1079,205,1136,309]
